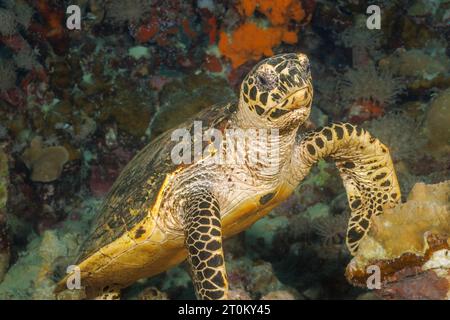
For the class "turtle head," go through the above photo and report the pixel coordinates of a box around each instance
[239,53,312,130]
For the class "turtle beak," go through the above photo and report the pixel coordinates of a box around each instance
[281,86,312,111]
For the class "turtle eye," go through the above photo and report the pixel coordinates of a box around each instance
[256,71,277,91]
[257,74,268,87]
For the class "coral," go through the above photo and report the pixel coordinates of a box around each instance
[424,88,450,156]
[97,82,155,138]
[0,197,99,299]
[312,213,348,247]
[218,22,298,68]
[218,0,310,68]
[338,63,405,121]
[0,148,9,283]
[379,49,450,91]
[340,63,405,107]
[346,181,450,299]
[22,137,69,183]
[0,229,82,299]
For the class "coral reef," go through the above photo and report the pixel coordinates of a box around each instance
[346,181,450,300]
[22,137,69,183]
[338,63,405,122]
[363,112,426,163]
[0,0,448,300]
[379,48,450,92]
[218,22,298,68]
[218,0,311,68]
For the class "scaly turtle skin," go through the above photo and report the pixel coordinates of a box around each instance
[56,53,401,300]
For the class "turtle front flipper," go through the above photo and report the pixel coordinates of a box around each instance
[293,123,401,255]
[183,188,228,300]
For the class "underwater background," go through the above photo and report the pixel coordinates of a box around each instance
[0,0,449,300]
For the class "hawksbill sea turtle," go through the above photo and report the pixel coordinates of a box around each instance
[55,53,401,300]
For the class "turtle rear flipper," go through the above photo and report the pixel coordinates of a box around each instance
[294,123,401,255]
[184,188,228,300]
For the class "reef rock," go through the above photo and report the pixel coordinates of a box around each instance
[346,181,450,300]
[425,88,450,157]
[379,49,450,92]
[22,137,69,183]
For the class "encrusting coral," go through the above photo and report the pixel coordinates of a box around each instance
[21,137,69,183]
[218,0,307,68]
[346,181,450,300]
[218,22,298,68]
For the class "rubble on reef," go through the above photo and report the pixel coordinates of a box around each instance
[346,181,450,300]
[0,0,449,300]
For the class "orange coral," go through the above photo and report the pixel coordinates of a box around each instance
[237,0,305,26]
[218,22,298,68]
[220,0,306,68]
